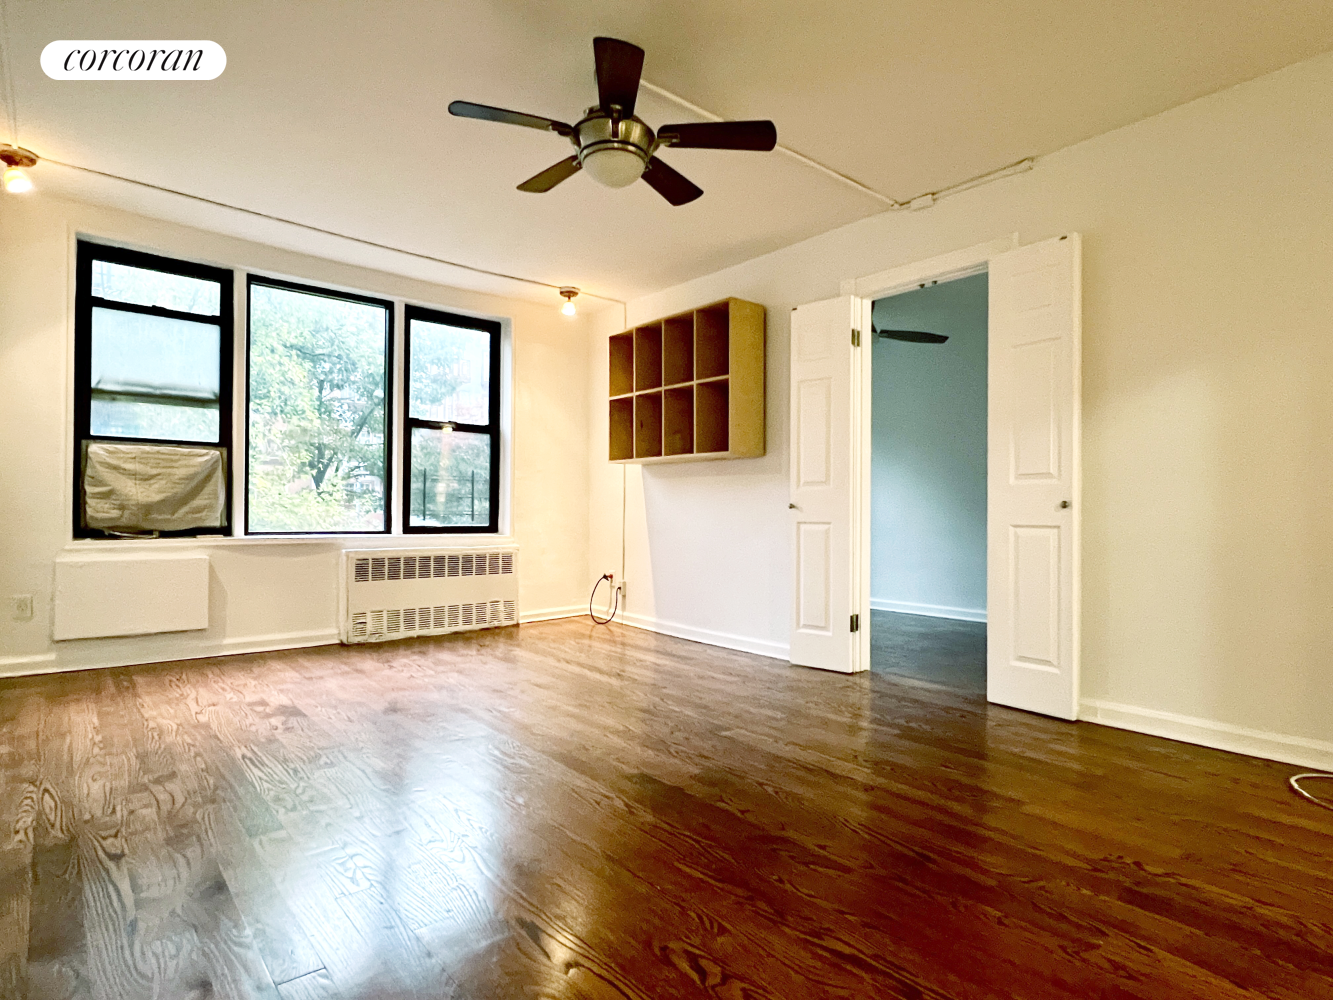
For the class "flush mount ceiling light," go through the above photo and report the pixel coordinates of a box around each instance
[559,287,579,316]
[449,37,777,206]
[0,145,37,194]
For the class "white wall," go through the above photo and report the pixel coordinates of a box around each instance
[0,194,592,675]
[589,51,1333,766]
[870,274,988,620]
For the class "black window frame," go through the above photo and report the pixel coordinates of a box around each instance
[402,305,502,534]
[73,241,235,539]
[244,274,395,536]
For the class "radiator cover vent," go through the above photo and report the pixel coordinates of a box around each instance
[342,546,518,644]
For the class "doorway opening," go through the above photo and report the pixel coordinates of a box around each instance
[870,272,988,693]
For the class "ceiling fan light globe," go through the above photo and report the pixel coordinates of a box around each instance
[581,148,646,188]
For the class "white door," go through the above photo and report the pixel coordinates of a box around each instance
[987,234,1082,719]
[789,296,867,673]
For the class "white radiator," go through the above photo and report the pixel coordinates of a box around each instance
[341,546,518,644]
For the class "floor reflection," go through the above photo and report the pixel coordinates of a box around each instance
[2,620,1328,998]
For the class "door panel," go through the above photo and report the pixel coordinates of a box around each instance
[1011,341,1059,479]
[1011,525,1060,671]
[789,296,864,673]
[988,234,1081,718]
[797,522,832,631]
[796,378,832,486]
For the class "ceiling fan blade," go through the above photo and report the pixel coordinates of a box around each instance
[517,155,582,193]
[875,328,949,344]
[449,100,574,136]
[593,37,645,116]
[657,121,777,151]
[641,156,703,206]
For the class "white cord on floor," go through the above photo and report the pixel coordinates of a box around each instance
[1290,773,1333,811]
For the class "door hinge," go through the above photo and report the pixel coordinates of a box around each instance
[851,328,861,347]
[850,613,860,632]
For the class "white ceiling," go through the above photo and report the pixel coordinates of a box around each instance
[7,1,1333,301]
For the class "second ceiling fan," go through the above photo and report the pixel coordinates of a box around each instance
[449,37,777,206]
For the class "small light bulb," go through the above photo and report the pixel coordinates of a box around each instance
[561,300,576,316]
[3,166,32,194]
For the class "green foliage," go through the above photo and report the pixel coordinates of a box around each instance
[248,285,388,532]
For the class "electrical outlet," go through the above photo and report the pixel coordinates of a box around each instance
[618,581,627,601]
[11,594,33,622]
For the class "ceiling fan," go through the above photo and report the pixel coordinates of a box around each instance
[448,37,777,206]
[874,328,949,344]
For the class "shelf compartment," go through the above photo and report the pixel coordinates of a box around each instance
[663,386,694,457]
[635,391,663,459]
[696,378,729,454]
[609,397,635,461]
[609,332,635,397]
[695,305,730,380]
[662,313,695,386]
[634,324,663,391]
[607,297,764,464]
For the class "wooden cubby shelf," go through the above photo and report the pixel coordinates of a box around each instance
[634,323,663,391]
[634,391,663,459]
[609,333,635,397]
[609,397,634,460]
[606,298,765,464]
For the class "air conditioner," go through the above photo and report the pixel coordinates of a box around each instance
[341,546,518,644]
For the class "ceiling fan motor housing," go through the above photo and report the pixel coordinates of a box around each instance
[576,113,654,187]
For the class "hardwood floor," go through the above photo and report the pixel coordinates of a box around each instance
[1,619,1331,999]
[870,609,986,692]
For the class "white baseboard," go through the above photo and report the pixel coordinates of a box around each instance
[520,605,586,624]
[0,630,340,679]
[0,652,59,678]
[1080,698,1333,771]
[870,599,987,623]
[618,611,789,660]
[220,629,340,655]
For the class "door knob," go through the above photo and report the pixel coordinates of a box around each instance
[788,503,799,510]
[1059,500,1070,509]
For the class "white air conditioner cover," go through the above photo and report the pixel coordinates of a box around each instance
[342,547,518,643]
[83,442,225,531]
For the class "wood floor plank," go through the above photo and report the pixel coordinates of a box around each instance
[275,968,341,1000]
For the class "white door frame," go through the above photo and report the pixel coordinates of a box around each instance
[842,235,1021,677]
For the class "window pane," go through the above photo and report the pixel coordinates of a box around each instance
[409,428,490,527]
[92,259,221,315]
[248,284,389,532]
[409,319,491,425]
[90,307,221,442]
[90,399,219,442]
[92,307,221,399]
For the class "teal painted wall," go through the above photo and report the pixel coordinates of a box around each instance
[871,272,987,619]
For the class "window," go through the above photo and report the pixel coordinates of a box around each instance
[73,242,509,540]
[73,242,233,537]
[403,306,501,533]
[246,277,392,534]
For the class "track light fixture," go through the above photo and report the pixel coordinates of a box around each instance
[0,145,37,194]
[559,287,579,316]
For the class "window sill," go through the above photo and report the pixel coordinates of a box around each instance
[63,533,516,554]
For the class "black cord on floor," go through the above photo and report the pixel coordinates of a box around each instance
[589,574,618,625]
